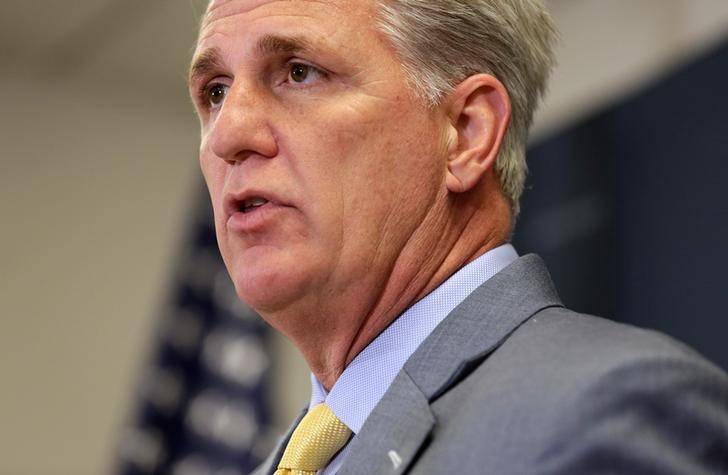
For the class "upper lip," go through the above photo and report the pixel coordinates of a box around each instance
[223,189,284,217]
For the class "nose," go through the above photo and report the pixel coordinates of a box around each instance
[205,83,278,162]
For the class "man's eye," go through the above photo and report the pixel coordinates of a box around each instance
[288,63,322,83]
[205,83,229,107]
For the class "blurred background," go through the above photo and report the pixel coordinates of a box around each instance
[1,1,727,474]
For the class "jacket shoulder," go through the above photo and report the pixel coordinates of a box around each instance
[505,307,723,378]
[418,309,728,474]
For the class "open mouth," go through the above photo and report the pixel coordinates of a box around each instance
[239,196,269,213]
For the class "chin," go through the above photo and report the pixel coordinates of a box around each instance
[226,252,312,316]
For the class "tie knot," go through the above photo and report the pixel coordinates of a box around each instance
[276,403,352,474]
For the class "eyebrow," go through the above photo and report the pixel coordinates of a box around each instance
[188,35,315,87]
[188,47,225,87]
[256,34,313,55]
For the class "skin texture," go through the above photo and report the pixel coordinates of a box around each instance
[190,0,513,390]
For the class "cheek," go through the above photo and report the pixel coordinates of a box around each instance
[344,112,442,196]
[348,120,444,233]
[275,93,443,239]
[200,148,224,196]
[199,153,229,236]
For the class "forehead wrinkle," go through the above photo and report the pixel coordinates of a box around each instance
[192,0,382,83]
[204,0,276,22]
[203,0,349,28]
[198,0,371,47]
[196,7,344,62]
[197,9,318,46]
[193,21,324,74]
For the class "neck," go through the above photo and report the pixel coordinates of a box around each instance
[271,179,511,391]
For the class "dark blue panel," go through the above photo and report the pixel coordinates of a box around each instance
[516,37,728,370]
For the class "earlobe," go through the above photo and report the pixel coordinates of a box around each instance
[444,74,511,194]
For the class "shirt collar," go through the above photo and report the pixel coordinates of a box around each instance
[309,243,518,433]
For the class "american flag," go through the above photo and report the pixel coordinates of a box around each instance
[115,183,275,475]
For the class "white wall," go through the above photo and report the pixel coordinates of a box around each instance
[1,1,726,473]
[0,75,200,473]
[534,0,728,139]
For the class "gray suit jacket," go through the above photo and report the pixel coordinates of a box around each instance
[254,255,728,474]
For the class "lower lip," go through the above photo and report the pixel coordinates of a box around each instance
[226,202,284,233]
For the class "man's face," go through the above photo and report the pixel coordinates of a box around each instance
[190,0,448,320]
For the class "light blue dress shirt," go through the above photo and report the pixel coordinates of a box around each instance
[307,244,518,474]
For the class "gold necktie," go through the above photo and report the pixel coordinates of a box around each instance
[274,403,352,475]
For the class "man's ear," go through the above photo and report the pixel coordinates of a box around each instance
[443,74,511,193]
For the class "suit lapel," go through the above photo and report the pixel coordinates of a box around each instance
[338,370,434,475]
[340,254,562,473]
[405,254,563,400]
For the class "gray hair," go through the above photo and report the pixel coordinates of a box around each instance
[377,0,557,217]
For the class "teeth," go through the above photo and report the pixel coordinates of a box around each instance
[241,197,268,212]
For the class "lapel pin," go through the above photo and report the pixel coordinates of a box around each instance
[388,450,403,470]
